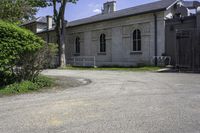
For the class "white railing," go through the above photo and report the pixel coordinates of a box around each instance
[66,56,96,67]
[152,56,172,66]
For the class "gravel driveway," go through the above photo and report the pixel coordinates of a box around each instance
[0,70,200,133]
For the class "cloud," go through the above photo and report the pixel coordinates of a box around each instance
[93,9,101,13]
[88,3,101,14]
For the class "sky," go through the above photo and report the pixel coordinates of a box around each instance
[36,0,160,21]
[36,0,196,22]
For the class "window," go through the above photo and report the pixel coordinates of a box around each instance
[100,34,106,53]
[75,37,80,54]
[107,5,111,12]
[133,29,141,51]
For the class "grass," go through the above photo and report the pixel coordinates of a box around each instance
[0,76,54,96]
[62,66,161,72]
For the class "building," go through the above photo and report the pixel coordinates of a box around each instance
[22,16,55,33]
[22,0,200,67]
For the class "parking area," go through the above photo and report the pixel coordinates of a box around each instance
[0,70,200,133]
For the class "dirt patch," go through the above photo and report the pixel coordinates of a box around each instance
[39,76,92,93]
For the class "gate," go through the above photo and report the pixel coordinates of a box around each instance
[176,29,200,71]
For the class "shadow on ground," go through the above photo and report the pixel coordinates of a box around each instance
[39,76,92,93]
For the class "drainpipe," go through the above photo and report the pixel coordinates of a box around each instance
[197,7,200,29]
[154,13,158,66]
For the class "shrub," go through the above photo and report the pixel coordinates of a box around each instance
[0,20,44,85]
[0,21,56,86]
[0,76,54,95]
[0,81,39,95]
[44,43,59,68]
[33,76,54,88]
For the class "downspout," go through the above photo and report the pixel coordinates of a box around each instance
[154,13,158,66]
[197,7,200,29]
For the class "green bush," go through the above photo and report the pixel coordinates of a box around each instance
[44,43,59,68]
[0,76,54,95]
[0,20,45,86]
[0,81,39,95]
[33,76,54,88]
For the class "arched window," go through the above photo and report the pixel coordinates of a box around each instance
[75,37,80,54]
[133,29,141,51]
[100,34,106,53]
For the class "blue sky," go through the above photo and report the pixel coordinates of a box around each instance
[36,0,160,21]
[36,0,195,21]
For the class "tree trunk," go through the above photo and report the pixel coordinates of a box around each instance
[53,0,67,68]
[56,23,66,68]
[60,19,66,68]
[60,0,67,67]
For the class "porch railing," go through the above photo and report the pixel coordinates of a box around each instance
[152,56,172,66]
[66,56,96,67]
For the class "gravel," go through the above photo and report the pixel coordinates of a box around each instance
[0,70,200,133]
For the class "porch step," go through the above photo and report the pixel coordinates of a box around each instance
[157,65,178,73]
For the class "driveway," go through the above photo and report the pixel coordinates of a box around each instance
[0,70,200,133]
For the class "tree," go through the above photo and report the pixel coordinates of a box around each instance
[0,0,48,23]
[0,0,78,67]
[50,0,78,67]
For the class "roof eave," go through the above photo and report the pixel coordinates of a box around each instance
[68,8,166,28]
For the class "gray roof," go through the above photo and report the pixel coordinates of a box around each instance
[21,16,55,26]
[68,0,178,27]
[36,0,178,34]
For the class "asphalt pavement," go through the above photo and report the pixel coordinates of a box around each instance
[0,70,200,133]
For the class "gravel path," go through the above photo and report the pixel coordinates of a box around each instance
[0,70,200,133]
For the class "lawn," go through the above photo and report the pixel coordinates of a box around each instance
[62,66,161,72]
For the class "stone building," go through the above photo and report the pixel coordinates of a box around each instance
[22,0,200,67]
[22,16,55,33]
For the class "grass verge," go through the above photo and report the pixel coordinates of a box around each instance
[0,76,54,96]
[62,66,161,72]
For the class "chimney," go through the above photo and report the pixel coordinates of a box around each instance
[102,1,116,14]
[46,15,53,30]
[197,7,200,29]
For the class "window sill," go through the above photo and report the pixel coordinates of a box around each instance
[98,52,107,55]
[73,53,80,56]
[130,51,142,55]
